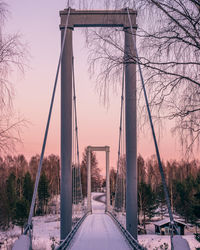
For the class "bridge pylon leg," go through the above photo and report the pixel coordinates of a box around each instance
[124,27,137,240]
[60,27,73,240]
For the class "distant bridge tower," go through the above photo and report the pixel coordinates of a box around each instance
[86,146,110,212]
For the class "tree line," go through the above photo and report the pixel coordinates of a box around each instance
[80,149,200,230]
[0,154,59,232]
[1,151,200,233]
[0,150,102,232]
[110,155,200,231]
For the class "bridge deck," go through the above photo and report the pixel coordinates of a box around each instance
[68,193,131,250]
[68,213,131,250]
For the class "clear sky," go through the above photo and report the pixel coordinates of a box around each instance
[5,0,183,176]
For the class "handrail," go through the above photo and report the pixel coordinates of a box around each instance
[106,211,145,250]
[56,212,90,250]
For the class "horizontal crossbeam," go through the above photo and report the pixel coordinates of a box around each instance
[87,146,109,152]
[60,8,137,29]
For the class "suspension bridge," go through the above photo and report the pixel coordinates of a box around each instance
[12,6,191,250]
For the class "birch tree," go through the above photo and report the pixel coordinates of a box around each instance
[0,1,26,154]
[75,0,200,154]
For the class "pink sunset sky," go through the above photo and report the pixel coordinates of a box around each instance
[6,0,185,176]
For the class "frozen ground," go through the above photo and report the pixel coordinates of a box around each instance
[0,193,200,249]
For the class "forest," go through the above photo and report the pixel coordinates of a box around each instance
[0,150,200,233]
[111,155,200,231]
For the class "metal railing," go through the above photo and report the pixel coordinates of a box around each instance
[56,211,90,250]
[106,211,145,250]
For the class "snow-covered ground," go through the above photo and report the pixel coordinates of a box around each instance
[0,226,21,250]
[138,234,200,250]
[32,214,60,249]
[1,193,200,249]
[0,214,61,250]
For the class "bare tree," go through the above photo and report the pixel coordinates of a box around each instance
[135,0,200,155]
[72,0,200,155]
[0,1,26,154]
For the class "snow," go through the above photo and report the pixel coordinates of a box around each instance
[138,234,200,250]
[68,192,131,250]
[68,213,131,250]
[0,226,21,250]
[182,235,200,250]
[1,193,200,250]
[32,214,60,249]
[91,192,106,212]
[138,234,171,249]
[172,235,190,250]
[12,235,31,250]
[112,211,126,228]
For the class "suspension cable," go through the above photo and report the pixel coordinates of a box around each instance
[25,7,71,233]
[71,49,84,219]
[114,64,125,210]
[126,8,178,236]
[122,82,126,212]
[72,55,83,204]
[72,92,75,210]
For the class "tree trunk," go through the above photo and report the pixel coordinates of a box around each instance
[143,212,146,230]
[170,183,173,212]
